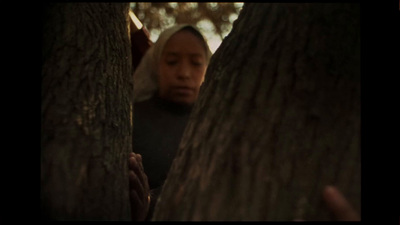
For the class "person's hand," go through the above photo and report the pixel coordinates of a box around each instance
[322,186,360,221]
[128,152,150,221]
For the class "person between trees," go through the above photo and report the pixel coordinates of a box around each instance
[128,24,211,220]
[127,24,360,221]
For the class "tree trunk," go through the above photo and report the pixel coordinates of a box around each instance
[153,3,360,221]
[41,3,132,220]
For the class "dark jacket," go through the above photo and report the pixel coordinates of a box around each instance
[133,95,192,220]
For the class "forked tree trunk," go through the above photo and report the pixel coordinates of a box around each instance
[153,3,360,221]
[41,3,132,220]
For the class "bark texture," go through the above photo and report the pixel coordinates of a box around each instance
[153,3,360,221]
[41,3,132,220]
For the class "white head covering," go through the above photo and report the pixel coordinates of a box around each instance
[133,24,212,103]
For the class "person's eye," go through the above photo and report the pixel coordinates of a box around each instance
[191,61,204,66]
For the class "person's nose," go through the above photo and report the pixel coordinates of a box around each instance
[176,61,191,80]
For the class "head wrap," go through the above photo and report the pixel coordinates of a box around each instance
[133,24,212,102]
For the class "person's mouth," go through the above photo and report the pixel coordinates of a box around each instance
[173,86,195,95]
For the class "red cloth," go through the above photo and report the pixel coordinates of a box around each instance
[131,28,152,69]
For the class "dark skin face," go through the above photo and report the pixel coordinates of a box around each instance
[157,30,208,105]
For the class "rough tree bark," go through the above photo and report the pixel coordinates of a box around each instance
[153,3,360,221]
[41,3,132,220]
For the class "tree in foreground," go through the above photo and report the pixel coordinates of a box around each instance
[41,3,132,220]
[153,3,360,221]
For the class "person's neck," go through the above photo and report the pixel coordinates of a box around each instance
[154,95,193,114]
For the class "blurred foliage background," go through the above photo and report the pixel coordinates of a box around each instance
[130,2,244,53]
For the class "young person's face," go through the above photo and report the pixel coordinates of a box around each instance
[158,29,208,105]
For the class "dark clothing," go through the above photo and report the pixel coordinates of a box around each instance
[132,95,192,219]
